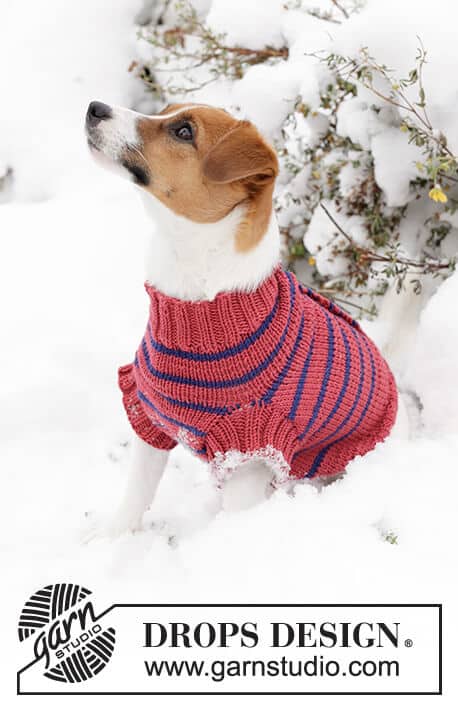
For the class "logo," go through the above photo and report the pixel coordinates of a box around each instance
[18,582,116,683]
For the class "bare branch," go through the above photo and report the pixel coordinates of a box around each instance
[331,0,350,19]
[320,202,353,244]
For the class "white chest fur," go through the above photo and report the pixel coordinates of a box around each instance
[140,192,281,301]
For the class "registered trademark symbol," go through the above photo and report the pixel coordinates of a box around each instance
[405,638,413,648]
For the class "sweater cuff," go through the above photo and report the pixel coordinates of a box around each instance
[118,364,177,451]
[206,404,298,486]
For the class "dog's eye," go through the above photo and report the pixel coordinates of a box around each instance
[172,122,194,143]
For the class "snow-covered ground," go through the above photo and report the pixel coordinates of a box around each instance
[1,1,457,706]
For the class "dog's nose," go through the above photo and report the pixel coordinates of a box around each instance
[86,101,112,127]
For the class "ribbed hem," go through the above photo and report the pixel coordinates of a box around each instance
[118,364,177,450]
[144,265,282,352]
[206,403,298,485]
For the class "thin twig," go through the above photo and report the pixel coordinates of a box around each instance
[320,202,353,244]
[157,0,172,25]
[330,0,350,19]
[320,293,375,316]
[307,8,341,24]
[416,36,432,130]
[221,45,288,59]
[438,170,458,184]
[334,299,374,316]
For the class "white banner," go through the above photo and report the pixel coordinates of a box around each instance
[17,595,441,695]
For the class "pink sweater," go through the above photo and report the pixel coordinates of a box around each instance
[119,268,397,481]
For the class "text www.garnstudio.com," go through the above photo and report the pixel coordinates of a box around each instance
[140,620,407,686]
[143,656,399,682]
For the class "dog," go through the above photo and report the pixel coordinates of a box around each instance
[85,100,402,537]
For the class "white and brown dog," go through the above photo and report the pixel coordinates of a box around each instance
[85,101,407,538]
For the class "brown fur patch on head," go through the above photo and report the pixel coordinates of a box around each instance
[202,120,278,251]
[131,104,278,251]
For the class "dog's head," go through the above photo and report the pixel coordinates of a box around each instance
[85,101,278,250]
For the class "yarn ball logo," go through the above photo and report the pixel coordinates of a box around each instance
[18,583,116,683]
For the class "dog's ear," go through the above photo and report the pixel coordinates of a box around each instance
[202,121,278,184]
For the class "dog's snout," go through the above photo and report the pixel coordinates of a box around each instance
[86,101,112,127]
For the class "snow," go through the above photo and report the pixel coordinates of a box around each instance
[371,127,423,207]
[0,0,141,201]
[406,270,458,436]
[207,0,286,50]
[232,61,307,138]
[335,100,424,207]
[1,1,457,706]
[336,97,395,151]
[282,8,334,57]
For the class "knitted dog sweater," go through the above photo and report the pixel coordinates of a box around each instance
[119,267,397,482]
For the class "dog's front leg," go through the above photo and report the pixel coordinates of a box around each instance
[85,437,169,541]
[114,436,169,533]
[221,459,274,513]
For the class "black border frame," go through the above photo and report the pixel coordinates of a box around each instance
[17,603,442,696]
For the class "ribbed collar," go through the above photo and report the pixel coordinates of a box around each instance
[144,266,286,352]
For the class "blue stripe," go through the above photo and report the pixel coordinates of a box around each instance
[262,314,305,404]
[148,295,280,362]
[181,440,207,457]
[189,445,207,456]
[156,391,232,416]
[140,272,296,389]
[137,390,206,437]
[298,312,335,441]
[288,332,315,421]
[314,322,351,436]
[305,334,375,478]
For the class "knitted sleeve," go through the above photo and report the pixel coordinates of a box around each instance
[118,364,177,450]
[205,402,298,485]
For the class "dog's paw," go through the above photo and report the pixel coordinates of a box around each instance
[81,506,144,544]
[149,518,179,547]
[106,438,130,464]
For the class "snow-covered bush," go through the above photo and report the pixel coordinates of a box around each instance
[131,0,457,315]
